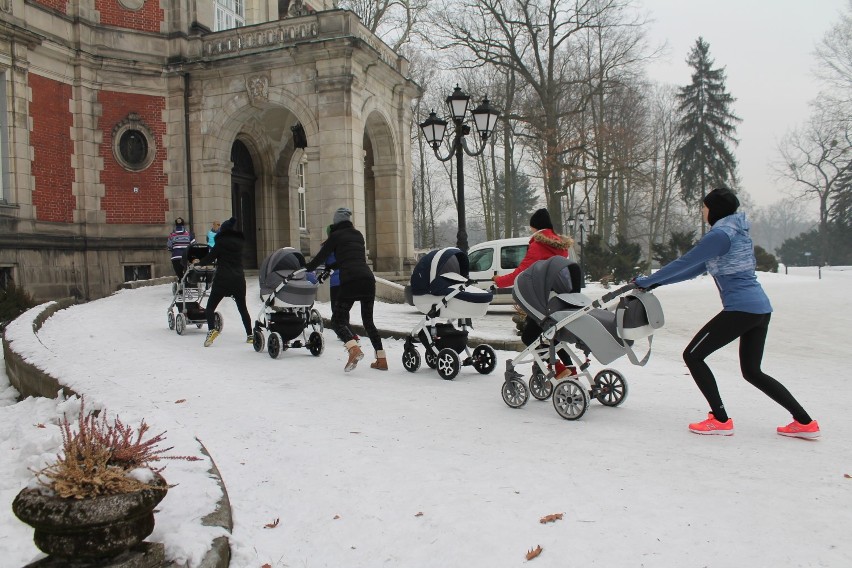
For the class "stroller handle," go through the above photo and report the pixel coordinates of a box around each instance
[596,283,637,306]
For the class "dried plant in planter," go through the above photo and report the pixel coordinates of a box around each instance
[37,399,200,499]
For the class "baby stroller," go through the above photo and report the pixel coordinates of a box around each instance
[402,247,497,380]
[501,256,664,420]
[167,244,222,336]
[252,247,327,359]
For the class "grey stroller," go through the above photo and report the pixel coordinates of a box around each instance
[252,247,327,359]
[501,256,664,420]
[167,244,222,336]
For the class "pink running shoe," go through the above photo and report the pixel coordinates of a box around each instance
[688,413,734,436]
[777,420,820,439]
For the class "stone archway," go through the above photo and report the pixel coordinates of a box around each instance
[363,110,404,272]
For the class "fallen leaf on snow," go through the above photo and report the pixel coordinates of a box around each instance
[263,518,279,529]
[175,399,187,404]
[539,513,563,524]
[526,545,543,560]
[845,473,851,479]
[35,423,46,429]
[415,512,424,517]
[333,514,340,519]
[262,564,272,568]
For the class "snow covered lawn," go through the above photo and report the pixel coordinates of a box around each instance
[2,267,850,567]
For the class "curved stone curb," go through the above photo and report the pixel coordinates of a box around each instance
[2,302,233,568]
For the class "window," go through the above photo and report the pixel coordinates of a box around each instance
[123,265,152,282]
[500,245,528,269]
[0,267,12,291]
[297,162,307,230]
[0,71,9,203]
[468,249,494,272]
[214,0,245,31]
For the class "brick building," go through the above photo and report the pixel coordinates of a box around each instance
[0,0,418,300]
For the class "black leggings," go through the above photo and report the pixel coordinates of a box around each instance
[332,297,383,352]
[206,286,252,336]
[522,320,573,366]
[683,311,811,424]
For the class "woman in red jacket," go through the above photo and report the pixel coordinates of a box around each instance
[493,208,576,378]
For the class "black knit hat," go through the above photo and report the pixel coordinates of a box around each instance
[529,208,554,231]
[703,187,740,226]
[220,217,237,233]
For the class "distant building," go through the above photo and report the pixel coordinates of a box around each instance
[0,0,419,300]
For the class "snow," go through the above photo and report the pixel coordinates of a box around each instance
[2,266,851,567]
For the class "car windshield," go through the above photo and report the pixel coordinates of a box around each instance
[500,245,527,269]
[468,248,494,272]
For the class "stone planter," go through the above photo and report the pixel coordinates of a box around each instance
[12,473,168,561]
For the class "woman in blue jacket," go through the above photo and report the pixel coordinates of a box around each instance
[634,187,819,439]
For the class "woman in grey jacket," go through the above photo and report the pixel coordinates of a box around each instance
[634,187,819,439]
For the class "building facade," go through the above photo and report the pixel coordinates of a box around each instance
[0,0,419,300]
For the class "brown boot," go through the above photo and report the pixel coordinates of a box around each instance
[370,350,388,370]
[344,340,364,372]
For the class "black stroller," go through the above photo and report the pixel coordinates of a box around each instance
[252,247,327,359]
[501,256,664,420]
[167,244,222,336]
[402,247,497,380]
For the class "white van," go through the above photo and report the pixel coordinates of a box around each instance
[467,237,530,304]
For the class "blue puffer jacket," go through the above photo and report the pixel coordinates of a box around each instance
[635,212,772,314]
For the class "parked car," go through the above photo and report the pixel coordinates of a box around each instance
[467,237,530,305]
[403,238,529,306]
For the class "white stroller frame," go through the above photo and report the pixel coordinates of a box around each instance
[166,245,222,336]
[402,247,498,380]
[252,248,330,360]
[502,259,664,420]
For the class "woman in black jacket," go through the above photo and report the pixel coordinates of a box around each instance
[195,217,253,347]
[305,207,386,372]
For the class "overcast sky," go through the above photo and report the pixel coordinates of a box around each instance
[638,0,847,207]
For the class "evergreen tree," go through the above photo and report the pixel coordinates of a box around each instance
[652,230,697,266]
[675,38,741,209]
[494,168,539,237]
[753,246,779,273]
[609,235,648,284]
[581,234,612,282]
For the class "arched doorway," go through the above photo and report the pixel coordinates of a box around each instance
[231,140,258,269]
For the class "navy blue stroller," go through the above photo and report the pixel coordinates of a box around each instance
[402,247,497,380]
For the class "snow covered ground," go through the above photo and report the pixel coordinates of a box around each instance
[1,266,851,568]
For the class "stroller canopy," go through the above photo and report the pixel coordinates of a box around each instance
[411,248,468,295]
[182,243,210,266]
[259,247,309,296]
[513,256,586,325]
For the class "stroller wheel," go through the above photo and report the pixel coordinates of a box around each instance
[435,348,461,380]
[167,311,175,331]
[268,332,284,359]
[471,344,497,374]
[424,349,438,369]
[214,312,224,332]
[196,323,202,328]
[594,369,628,407]
[501,378,529,408]
[552,379,589,420]
[402,347,421,373]
[253,330,265,353]
[310,309,324,333]
[175,314,186,335]
[529,370,553,401]
[308,331,324,356]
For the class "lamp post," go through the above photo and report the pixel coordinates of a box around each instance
[567,208,596,288]
[419,85,500,251]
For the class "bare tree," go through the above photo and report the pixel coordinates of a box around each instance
[775,107,852,263]
[429,0,645,228]
[339,0,429,50]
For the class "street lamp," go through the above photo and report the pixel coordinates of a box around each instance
[419,85,500,251]
[567,208,596,288]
